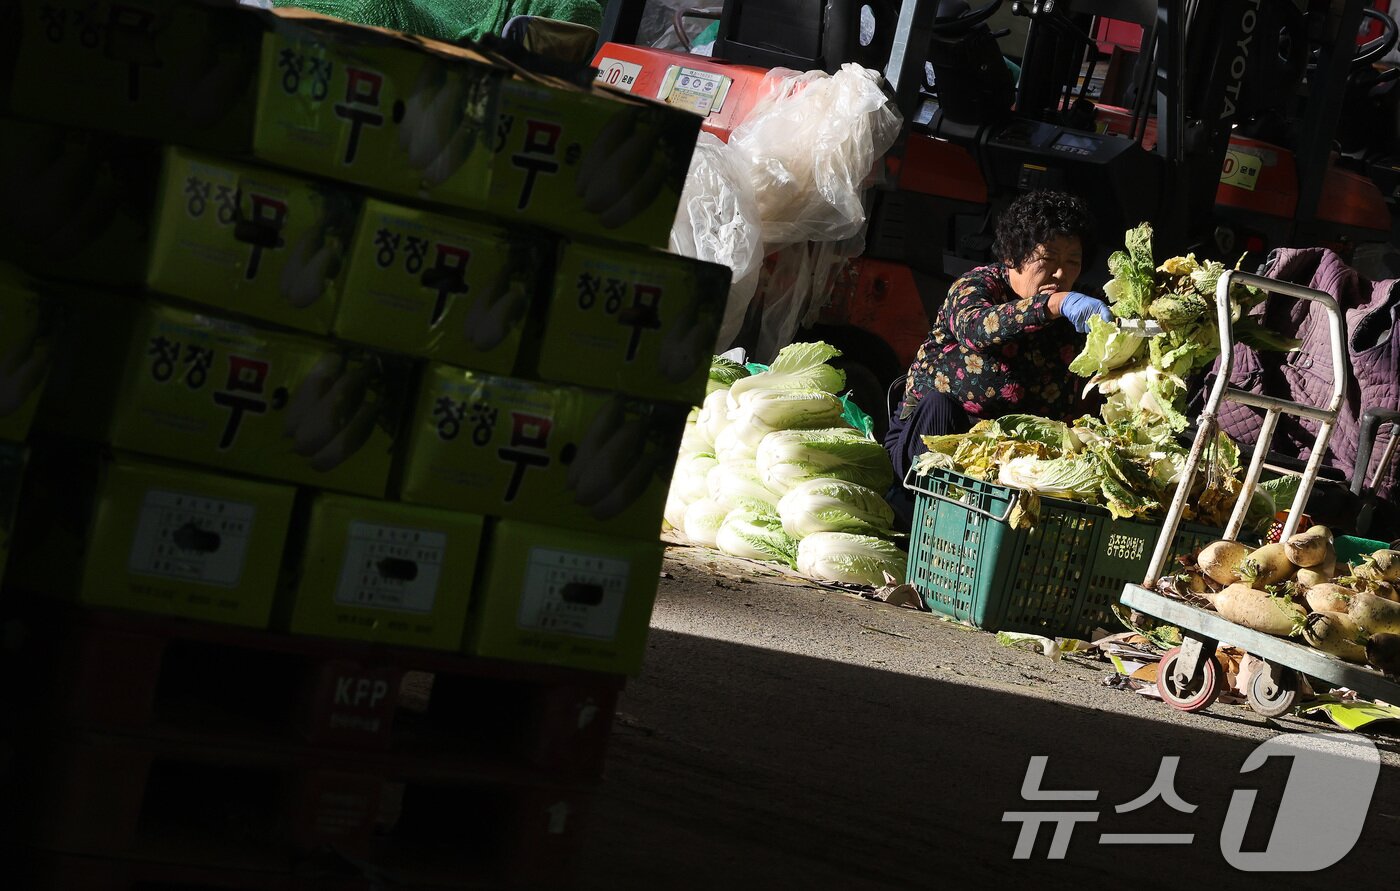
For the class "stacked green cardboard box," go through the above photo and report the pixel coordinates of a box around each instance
[0,0,725,674]
[0,264,49,584]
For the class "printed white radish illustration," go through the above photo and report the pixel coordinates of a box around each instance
[598,155,669,229]
[658,302,710,383]
[399,64,438,156]
[572,414,650,509]
[307,398,379,472]
[468,282,530,352]
[422,119,476,188]
[407,73,465,171]
[590,448,664,521]
[279,228,337,308]
[574,112,636,199]
[567,396,625,492]
[581,125,656,215]
[292,361,372,457]
[283,353,345,441]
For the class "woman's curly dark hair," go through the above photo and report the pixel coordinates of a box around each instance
[991,191,1097,271]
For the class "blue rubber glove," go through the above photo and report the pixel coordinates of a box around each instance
[1059,291,1114,334]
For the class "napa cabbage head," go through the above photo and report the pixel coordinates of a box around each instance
[777,477,896,538]
[679,407,713,459]
[698,389,731,446]
[727,341,846,409]
[714,417,768,463]
[756,427,894,494]
[707,459,781,513]
[682,497,728,547]
[663,492,690,531]
[716,509,799,566]
[997,455,1103,501]
[729,388,846,432]
[796,532,908,587]
[673,453,718,504]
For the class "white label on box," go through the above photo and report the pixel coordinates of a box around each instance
[128,490,256,588]
[334,522,447,614]
[518,547,630,640]
[594,58,642,92]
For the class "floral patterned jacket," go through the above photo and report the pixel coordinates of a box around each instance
[899,263,1094,422]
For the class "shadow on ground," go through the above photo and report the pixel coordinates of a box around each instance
[572,627,1400,890]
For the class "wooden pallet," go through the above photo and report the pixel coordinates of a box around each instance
[1,600,621,778]
[4,728,592,888]
[16,849,520,890]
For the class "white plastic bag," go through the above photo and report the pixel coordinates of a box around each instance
[670,132,764,353]
[747,236,864,362]
[728,64,902,248]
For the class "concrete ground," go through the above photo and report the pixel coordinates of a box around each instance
[573,542,1400,889]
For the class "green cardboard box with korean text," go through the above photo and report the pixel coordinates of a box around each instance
[469,79,700,250]
[39,296,408,498]
[396,364,685,539]
[334,199,546,371]
[7,448,296,627]
[252,9,500,206]
[465,519,665,674]
[147,147,359,334]
[281,493,485,650]
[531,240,729,405]
[0,265,54,443]
[6,0,261,148]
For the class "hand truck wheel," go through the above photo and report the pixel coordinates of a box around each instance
[1158,644,1221,712]
[1246,662,1299,718]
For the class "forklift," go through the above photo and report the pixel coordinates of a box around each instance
[593,0,1397,431]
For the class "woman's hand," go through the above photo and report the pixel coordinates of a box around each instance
[1053,291,1114,333]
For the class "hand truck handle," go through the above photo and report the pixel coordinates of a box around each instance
[1142,270,1348,587]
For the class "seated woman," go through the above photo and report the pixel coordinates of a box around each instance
[885,190,1112,523]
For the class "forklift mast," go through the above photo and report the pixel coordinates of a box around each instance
[886,0,1375,255]
[598,0,1383,258]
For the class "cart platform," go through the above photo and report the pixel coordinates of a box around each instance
[1122,584,1400,711]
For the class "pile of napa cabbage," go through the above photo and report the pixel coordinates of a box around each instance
[666,344,907,587]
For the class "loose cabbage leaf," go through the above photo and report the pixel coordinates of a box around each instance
[1235,316,1303,354]
[1104,223,1157,317]
[991,414,1082,454]
[1069,314,1147,377]
[997,455,1103,500]
[708,356,751,394]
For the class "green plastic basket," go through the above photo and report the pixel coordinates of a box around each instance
[1336,535,1389,567]
[905,467,1221,640]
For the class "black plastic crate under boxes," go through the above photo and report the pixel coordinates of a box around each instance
[905,467,1221,639]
